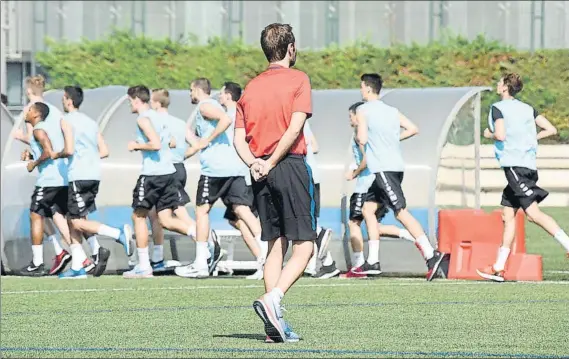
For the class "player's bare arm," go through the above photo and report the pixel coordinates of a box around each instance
[97,132,109,159]
[265,112,307,173]
[355,110,368,145]
[350,143,368,179]
[535,114,557,140]
[128,117,161,151]
[197,103,232,149]
[399,113,419,141]
[28,129,53,172]
[309,132,319,154]
[485,118,506,141]
[52,118,74,159]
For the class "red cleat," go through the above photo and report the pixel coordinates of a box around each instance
[49,250,71,275]
[83,258,95,274]
[476,265,505,282]
[340,266,367,279]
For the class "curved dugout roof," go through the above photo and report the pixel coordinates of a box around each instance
[1,104,14,161]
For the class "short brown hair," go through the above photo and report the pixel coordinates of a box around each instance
[502,73,523,96]
[260,23,295,63]
[127,85,150,103]
[191,78,211,95]
[24,75,46,96]
[152,88,170,108]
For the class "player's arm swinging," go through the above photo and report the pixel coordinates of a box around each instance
[183,123,200,159]
[351,143,368,179]
[355,110,368,145]
[197,103,232,149]
[399,113,419,141]
[484,106,506,141]
[535,114,557,140]
[27,129,53,172]
[97,132,109,159]
[128,117,161,151]
[52,119,74,159]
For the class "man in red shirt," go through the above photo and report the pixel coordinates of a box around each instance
[234,23,315,343]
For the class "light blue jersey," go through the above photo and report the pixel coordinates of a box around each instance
[488,99,538,170]
[195,99,244,177]
[66,111,101,181]
[351,136,375,194]
[303,122,320,184]
[358,100,404,173]
[30,103,68,187]
[136,109,175,176]
[164,113,187,164]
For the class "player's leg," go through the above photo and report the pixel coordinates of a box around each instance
[360,201,383,275]
[48,212,72,275]
[58,219,91,279]
[525,203,569,253]
[43,218,67,261]
[148,207,166,271]
[313,184,332,260]
[18,188,48,276]
[226,207,264,280]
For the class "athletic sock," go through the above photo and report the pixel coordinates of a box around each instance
[48,234,64,255]
[98,224,121,240]
[195,241,209,269]
[322,251,334,266]
[493,247,511,272]
[270,287,284,303]
[305,245,317,273]
[352,251,365,268]
[186,225,197,240]
[87,235,101,255]
[70,244,86,271]
[32,245,43,266]
[399,229,415,242]
[256,234,268,262]
[137,247,151,270]
[415,234,435,260]
[152,245,164,263]
[367,239,380,265]
[553,229,569,252]
[207,229,216,246]
[316,226,323,236]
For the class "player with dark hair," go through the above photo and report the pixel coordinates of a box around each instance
[477,73,567,282]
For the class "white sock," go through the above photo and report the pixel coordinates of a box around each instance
[317,226,323,236]
[305,244,317,273]
[87,236,101,255]
[493,246,511,272]
[98,224,121,240]
[554,229,569,252]
[48,234,64,255]
[137,247,151,270]
[32,245,43,266]
[399,229,415,242]
[367,240,380,264]
[352,251,365,268]
[195,241,209,268]
[270,287,284,302]
[207,229,215,246]
[152,245,164,263]
[322,251,334,266]
[415,234,435,260]
[70,243,87,271]
[187,225,197,240]
[256,234,268,262]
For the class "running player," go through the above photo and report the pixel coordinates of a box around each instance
[234,23,311,343]
[356,73,446,281]
[477,73,568,282]
[344,101,415,278]
[56,86,133,278]
[175,78,259,279]
[218,81,266,280]
[124,85,206,279]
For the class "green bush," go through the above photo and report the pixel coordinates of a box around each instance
[37,31,569,143]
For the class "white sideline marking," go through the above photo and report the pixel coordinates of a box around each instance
[2,278,568,295]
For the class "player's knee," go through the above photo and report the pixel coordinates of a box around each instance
[501,209,516,223]
[70,218,84,230]
[348,219,362,228]
[394,207,407,219]
[195,205,210,218]
[524,208,540,223]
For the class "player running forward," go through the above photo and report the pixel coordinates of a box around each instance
[477,73,568,282]
[234,23,312,343]
[344,101,415,279]
[124,85,206,279]
[218,82,266,280]
[55,86,133,278]
[302,122,339,279]
[356,73,446,281]
[148,88,221,274]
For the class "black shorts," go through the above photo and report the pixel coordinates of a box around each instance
[349,191,388,221]
[173,163,190,206]
[369,171,406,213]
[132,173,179,212]
[501,167,548,210]
[68,180,99,219]
[252,154,317,242]
[196,175,253,208]
[30,186,68,218]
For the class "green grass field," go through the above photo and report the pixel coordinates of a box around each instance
[1,208,568,358]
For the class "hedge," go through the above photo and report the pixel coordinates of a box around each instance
[36,31,569,143]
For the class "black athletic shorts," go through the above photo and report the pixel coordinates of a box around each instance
[252,154,317,242]
[501,167,548,210]
[369,171,406,213]
[68,180,99,219]
[132,173,179,212]
[349,191,388,221]
[173,163,190,206]
[30,186,68,217]
[196,175,254,208]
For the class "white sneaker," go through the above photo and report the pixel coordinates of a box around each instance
[123,265,153,279]
[175,264,209,278]
[246,269,264,280]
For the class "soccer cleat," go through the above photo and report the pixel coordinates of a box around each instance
[208,235,225,275]
[426,250,445,281]
[151,260,166,272]
[315,228,333,260]
[17,262,48,277]
[476,265,505,282]
[83,258,95,273]
[340,266,368,279]
[253,294,286,343]
[117,224,135,257]
[122,265,153,279]
[313,262,341,279]
[49,250,71,275]
[265,320,301,343]
[58,267,87,279]
[360,261,382,276]
[175,263,209,278]
[92,247,110,277]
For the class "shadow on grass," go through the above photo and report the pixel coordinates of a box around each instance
[213,334,266,342]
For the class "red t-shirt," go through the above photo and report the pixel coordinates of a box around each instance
[235,65,312,157]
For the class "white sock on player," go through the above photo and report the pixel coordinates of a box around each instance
[98,225,120,240]
[322,251,334,266]
[152,245,164,263]
[195,241,210,269]
[87,235,101,255]
[48,234,64,255]
[554,229,569,252]
[137,247,151,270]
[415,235,435,260]
[305,244,317,273]
[255,234,268,262]
[352,251,365,268]
[494,246,511,272]
[399,229,414,242]
[70,243,87,271]
[32,245,43,266]
[317,226,323,236]
[367,240,380,264]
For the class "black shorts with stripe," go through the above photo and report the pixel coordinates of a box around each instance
[30,186,68,218]
[349,191,388,222]
[196,175,254,208]
[173,163,190,206]
[501,167,548,210]
[369,171,406,213]
[68,180,99,219]
[132,173,180,212]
